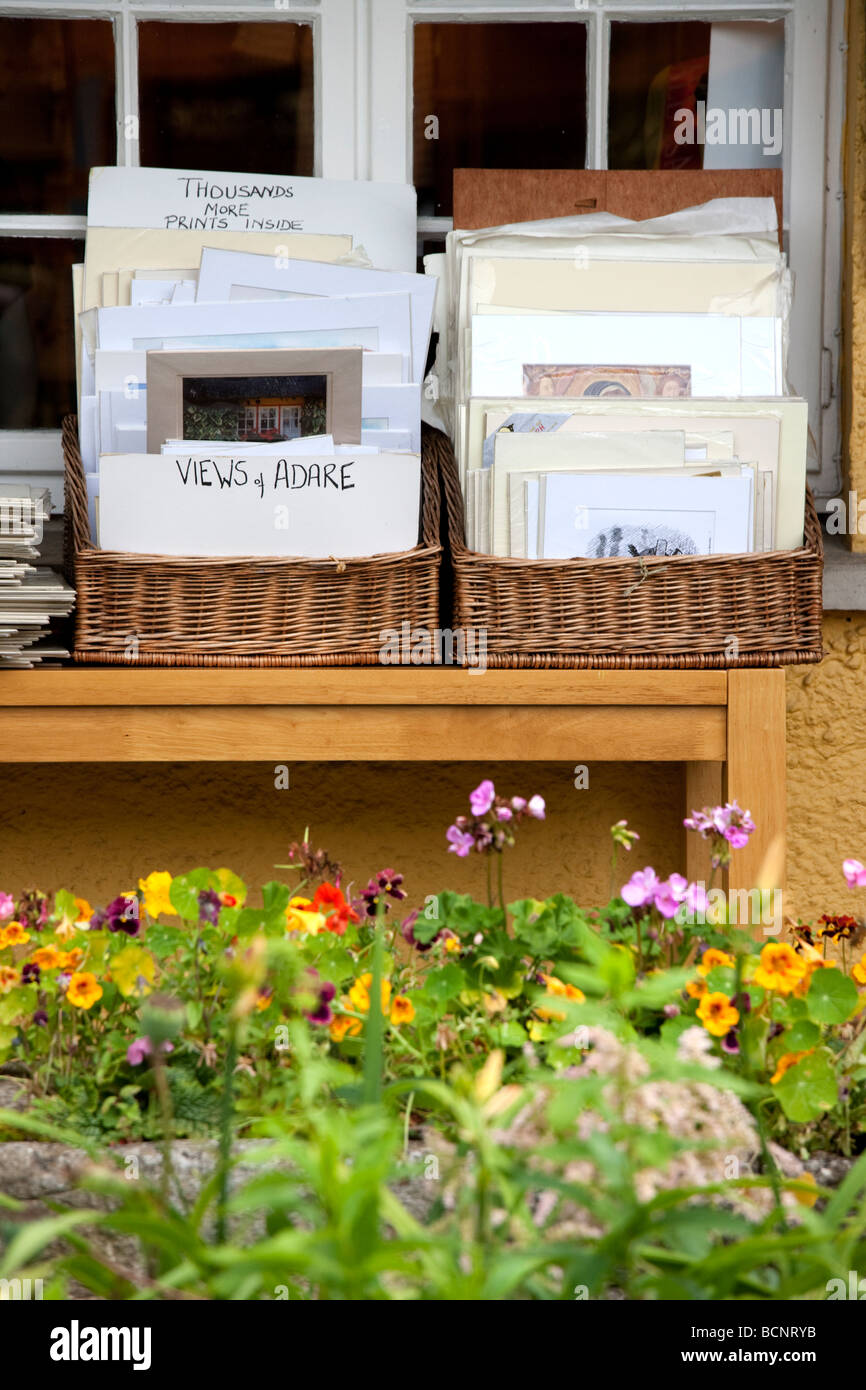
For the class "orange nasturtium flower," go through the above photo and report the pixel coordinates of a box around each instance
[0,922,30,948]
[65,971,103,1010]
[329,1006,363,1042]
[0,965,20,993]
[770,1050,814,1085]
[58,948,86,971]
[697,948,736,977]
[686,977,708,999]
[853,954,866,987]
[696,991,740,1038]
[752,942,807,995]
[540,973,586,1003]
[390,995,415,1025]
[31,946,63,971]
[74,897,94,926]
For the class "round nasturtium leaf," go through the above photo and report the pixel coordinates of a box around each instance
[774,1051,838,1122]
[806,968,859,1025]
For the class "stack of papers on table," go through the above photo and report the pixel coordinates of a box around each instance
[72,167,434,559]
[0,488,75,666]
[424,195,808,556]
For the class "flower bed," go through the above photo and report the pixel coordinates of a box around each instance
[1,787,866,1300]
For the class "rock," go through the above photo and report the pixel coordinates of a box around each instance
[0,1137,438,1298]
[0,1078,30,1113]
[804,1150,857,1188]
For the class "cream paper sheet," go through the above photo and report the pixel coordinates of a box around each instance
[464,397,806,549]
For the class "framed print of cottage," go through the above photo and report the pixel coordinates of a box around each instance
[145,346,364,451]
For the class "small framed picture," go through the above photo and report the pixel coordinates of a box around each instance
[145,346,363,452]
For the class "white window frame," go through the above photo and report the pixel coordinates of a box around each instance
[0,0,845,508]
[280,404,302,434]
[368,0,844,503]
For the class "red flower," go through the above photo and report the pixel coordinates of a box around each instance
[312,883,344,913]
[312,884,359,936]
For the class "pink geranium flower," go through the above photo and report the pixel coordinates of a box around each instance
[0,893,14,922]
[446,824,475,858]
[469,779,496,816]
[843,858,866,888]
[622,868,661,908]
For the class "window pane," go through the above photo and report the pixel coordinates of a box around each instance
[0,18,115,214]
[138,22,314,175]
[414,22,587,218]
[609,21,784,171]
[0,240,79,430]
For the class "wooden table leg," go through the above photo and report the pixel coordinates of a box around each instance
[725,669,787,933]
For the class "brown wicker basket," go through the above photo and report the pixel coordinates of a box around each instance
[429,430,824,669]
[63,417,442,665]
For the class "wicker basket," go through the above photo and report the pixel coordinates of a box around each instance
[429,430,824,669]
[63,417,442,666]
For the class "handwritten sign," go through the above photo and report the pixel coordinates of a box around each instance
[98,452,422,558]
[87,168,417,271]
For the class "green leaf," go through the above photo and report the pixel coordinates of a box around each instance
[0,1211,105,1278]
[774,1051,838,1122]
[599,946,635,997]
[262,881,290,915]
[783,1019,822,1051]
[169,875,201,922]
[421,963,465,1003]
[493,1020,527,1047]
[806,969,859,1024]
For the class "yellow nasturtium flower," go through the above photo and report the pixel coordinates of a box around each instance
[138,872,174,919]
[349,972,391,1014]
[0,922,29,948]
[111,945,156,999]
[66,972,103,1010]
[696,991,740,1037]
[752,943,807,995]
[697,948,736,977]
[285,897,327,936]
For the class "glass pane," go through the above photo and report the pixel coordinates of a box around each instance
[138,22,314,175]
[0,239,80,430]
[0,18,115,214]
[414,22,588,218]
[609,20,784,171]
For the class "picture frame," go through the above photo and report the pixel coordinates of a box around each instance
[145,346,364,452]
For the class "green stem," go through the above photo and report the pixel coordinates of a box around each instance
[216,1028,238,1244]
[152,1050,176,1208]
[497,852,505,915]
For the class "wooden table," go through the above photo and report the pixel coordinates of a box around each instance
[0,667,785,900]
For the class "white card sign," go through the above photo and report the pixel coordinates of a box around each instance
[86,168,418,271]
[98,452,422,559]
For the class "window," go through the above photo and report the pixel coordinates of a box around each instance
[238,406,257,438]
[280,405,302,437]
[0,0,846,511]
